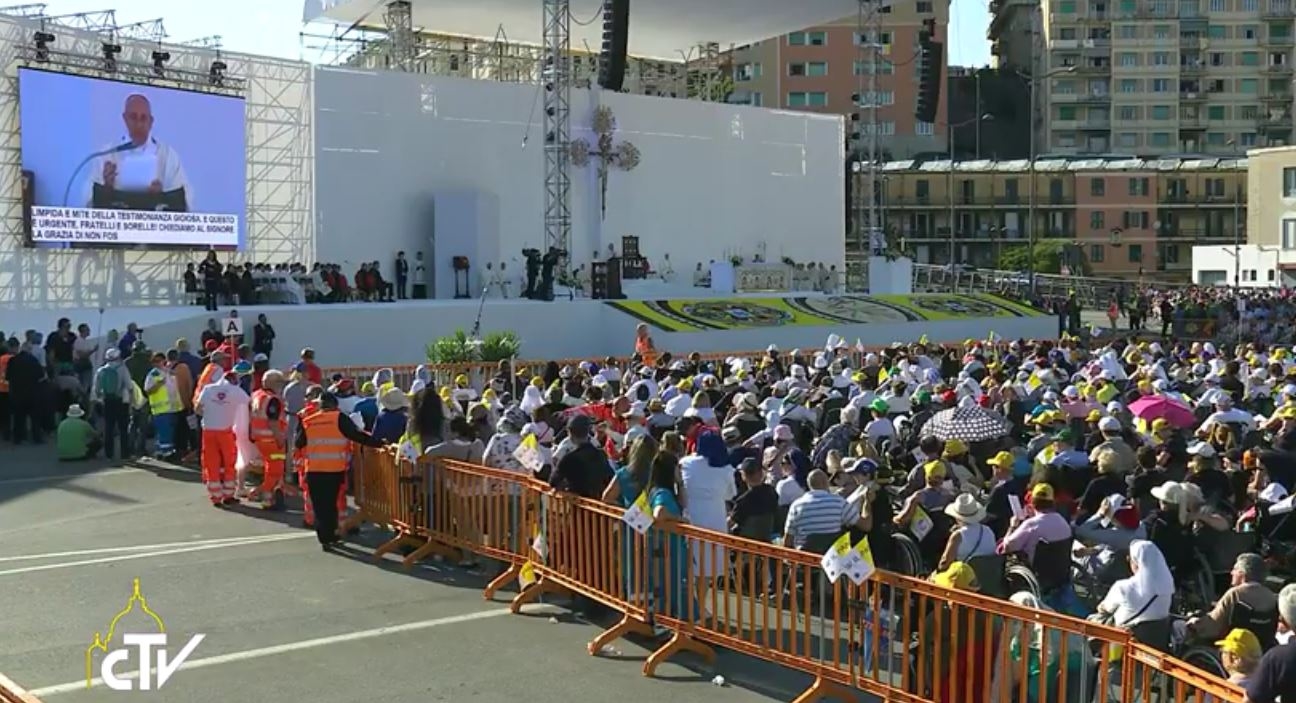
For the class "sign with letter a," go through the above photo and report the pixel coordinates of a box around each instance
[222,316,243,337]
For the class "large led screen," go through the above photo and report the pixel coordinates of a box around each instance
[18,68,246,248]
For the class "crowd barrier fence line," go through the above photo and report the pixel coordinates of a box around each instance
[347,448,1246,703]
[0,673,40,703]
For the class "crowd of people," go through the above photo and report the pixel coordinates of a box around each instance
[11,288,1296,700]
[183,251,430,310]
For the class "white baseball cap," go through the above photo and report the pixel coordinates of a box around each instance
[1098,416,1121,433]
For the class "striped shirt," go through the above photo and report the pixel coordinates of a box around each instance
[784,490,851,549]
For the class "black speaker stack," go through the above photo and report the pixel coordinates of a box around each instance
[598,0,630,92]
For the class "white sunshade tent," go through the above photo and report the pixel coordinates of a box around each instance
[302,0,870,60]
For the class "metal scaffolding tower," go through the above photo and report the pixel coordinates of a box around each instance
[542,0,572,255]
[383,0,416,71]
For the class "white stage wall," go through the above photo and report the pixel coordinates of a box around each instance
[313,67,846,295]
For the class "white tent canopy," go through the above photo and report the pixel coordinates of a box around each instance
[303,0,865,60]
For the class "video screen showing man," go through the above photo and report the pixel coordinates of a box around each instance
[87,94,190,212]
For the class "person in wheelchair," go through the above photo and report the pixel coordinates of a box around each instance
[1074,495,1144,583]
[999,483,1072,562]
[937,493,996,572]
[1147,480,1229,578]
[1186,552,1279,651]
[1092,539,1174,633]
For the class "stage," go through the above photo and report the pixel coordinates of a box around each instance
[0,290,1053,367]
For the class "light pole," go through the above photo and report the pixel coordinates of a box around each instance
[1026,65,1077,290]
[947,113,994,266]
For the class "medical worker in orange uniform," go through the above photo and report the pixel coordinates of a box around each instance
[195,369,250,506]
[249,369,289,510]
[193,350,229,406]
[294,385,325,528]
[296,392,384,549]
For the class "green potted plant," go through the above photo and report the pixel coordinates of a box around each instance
[425,329,522,363]
[479,331,522,362]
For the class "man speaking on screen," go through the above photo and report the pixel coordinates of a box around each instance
[87,93,190,212]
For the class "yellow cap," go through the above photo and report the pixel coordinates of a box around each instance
[931,562,980,591]
[1215,629,1262,660]
[531,376,545,389]
[923,460,947,480]
[455,374,469,386]
[986,450,1014,469]
[1086,409,1102,422]
[1151,418,1171,432]
[1030,483,1055,501]
[482,388,496,400]
[943,439,968,457]
[439,387,452,401]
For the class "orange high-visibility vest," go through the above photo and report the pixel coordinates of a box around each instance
[193,362,223,407]
[302,410,349,473]
[250,389,286,447]
[0,353,10,393]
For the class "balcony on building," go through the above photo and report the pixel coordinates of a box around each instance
[1264,87,1294,103]
[1263,0,1294,19]
[1180,82,1206,101]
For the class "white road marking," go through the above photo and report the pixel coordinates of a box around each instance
[30,606,554,696]
[0,533,314,577]
[0,534,306,563]
[0,468,146,486]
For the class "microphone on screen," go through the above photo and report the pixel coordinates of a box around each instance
[62,142,137,207]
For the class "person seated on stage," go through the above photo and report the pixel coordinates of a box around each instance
[355,263,373,301]
[57,404,102,461]
[658,253,676,283]
[370,261,394,301]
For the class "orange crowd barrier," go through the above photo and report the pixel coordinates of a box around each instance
[0,672,42,703]
[343,450,1245,703]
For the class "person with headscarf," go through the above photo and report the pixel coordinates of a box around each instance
[998,591,1091,703]
[1094,539,1174,629]
[371,367,395,396]
[679,430,737,614]
[408,365,432,395]
[483,407,529,474]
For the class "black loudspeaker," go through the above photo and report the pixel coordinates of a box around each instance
[598,0,630,92]
[592,258,625,299]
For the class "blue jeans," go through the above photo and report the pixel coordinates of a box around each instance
[152,412,177,454]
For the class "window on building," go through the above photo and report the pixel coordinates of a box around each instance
[1059,0,1077,11]
[1241,132,1258,146]
[1242,51,1260,66]
[1090,178,1105,196]
[1163,243,1181,264]
[1090,244,1105,262]
[1119,52,1138,66]
[789,31,807,45]
[789,61,828,76]
[1208,105,1227,120]
[915,121,935,135]
[1129,177,1150,195]
[916,180,930,200]
[1284,219,1296,249]
[1118,133,1139,148]
[1284,167,1296,197]
[1209,0,1226,11]
[1153,25,1171,39]
[1091,211,1106,229]
[1151,132,1172,147]
[1118,106,1138,120]
[1242,24,1259,39]
[1118,25,1138,39]
[1153,52,1172,65]
[1210,52,1225,66]
[1208,25,1227,39]
[787,91,829,107]
[1060,105,1078,120]
[735,63,762,81]
[1004,178,1020,199]
[790,31,827,46]
[916,0,934,10]
[1205,178,1225,197]
[1122,211,1151,229]
[1240,78,1259,93]
[1240,104,1259,119]
[1128,244,1144,263]
[1207,132,1228,147]
[1120,79,1139,93]
[1151,105,1172,120]
[1152,78,1171,92]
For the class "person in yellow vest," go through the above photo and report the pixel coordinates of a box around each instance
[143,352,183,458]
[296,392,384,549]
[249,369,289,510]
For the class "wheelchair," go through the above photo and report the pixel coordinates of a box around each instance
[1006,538,1074,603]
[891,510,953,578]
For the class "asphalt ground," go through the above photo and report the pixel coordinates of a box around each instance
[0,445,821,703]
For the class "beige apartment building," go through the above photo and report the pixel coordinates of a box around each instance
[1247,145,1296,254]
[1012,0,1296,156]
[868,156,1245,278]
[726,6,950,159]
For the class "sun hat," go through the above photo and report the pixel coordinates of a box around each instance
[66,404,86,419]
[379,388,409,411]
[1215,629,1262,660]
[944,494,987,524]
[1150,480,1187,505]
[931,562,980,591]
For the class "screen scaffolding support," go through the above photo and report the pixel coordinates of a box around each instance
[541,0,572,258]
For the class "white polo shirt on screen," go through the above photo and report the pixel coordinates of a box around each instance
[196,379,249,431]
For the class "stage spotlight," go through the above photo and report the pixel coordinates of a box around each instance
[32,31,54,62]
[209,59,227,86]
[101,42,121,71]
[151,50,170,77]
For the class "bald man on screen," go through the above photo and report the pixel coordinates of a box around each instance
[86,93,191,211]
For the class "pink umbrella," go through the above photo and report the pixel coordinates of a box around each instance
[1128,395,1196,428]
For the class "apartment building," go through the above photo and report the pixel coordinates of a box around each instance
[1247,145,1296,262]
[727,6,949,159]
[1040,0,1295,156]
[989,0,1040,72]
[866,156,1246,278]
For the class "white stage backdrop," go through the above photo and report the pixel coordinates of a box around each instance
[313,67,845,294]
